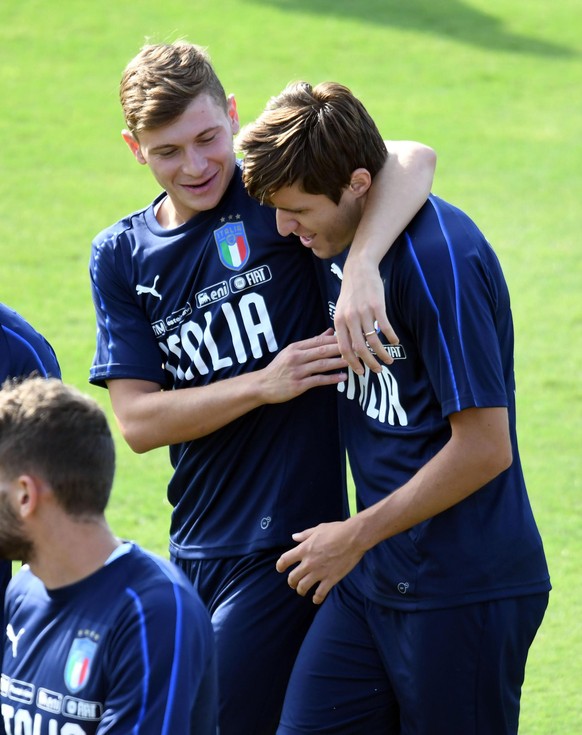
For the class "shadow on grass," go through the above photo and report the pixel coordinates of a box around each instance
[248,0,577,58]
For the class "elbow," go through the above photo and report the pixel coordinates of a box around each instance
[128,439,154,455]
[418,145,437,193]
[117,421,157,455]
[486,439,513,481]
[499,443,513,474]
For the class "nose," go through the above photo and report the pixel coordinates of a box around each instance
[181,146,207,177]
[275,209,298,237]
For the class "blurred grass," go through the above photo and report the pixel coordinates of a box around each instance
[0,1,580,730]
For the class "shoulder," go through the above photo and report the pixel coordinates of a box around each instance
[116,546,210,623]
[0,303,61,380]
[6,564,44,610]
[91,199,156,252]
[408,195,488,246]
[0,302,34,335]
[399,195,493,272]
[111,548,214,661]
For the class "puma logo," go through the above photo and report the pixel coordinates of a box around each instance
[330,263,343,281]
[6,624,25,657]
[136,275,162,300]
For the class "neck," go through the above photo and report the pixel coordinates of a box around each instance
[155,196,188,229]
[28,518,121,590]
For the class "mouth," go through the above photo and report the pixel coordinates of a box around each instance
[182,170,219,194]
[297,233,316,248]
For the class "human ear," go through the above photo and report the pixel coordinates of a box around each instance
[15,475,39,519]
[121,130,147,165]
[348,169,372,198]
[227,94,240,135]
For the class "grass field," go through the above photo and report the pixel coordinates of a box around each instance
[0,1,580,731]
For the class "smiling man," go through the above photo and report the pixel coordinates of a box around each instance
[238,80,551,735]
[88,42,435,735]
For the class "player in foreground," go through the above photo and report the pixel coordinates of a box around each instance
[89,41,436,734]
[0,377,217,734]
[238,81,551,735]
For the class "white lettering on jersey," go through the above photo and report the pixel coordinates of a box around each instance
[222,303,247,363]
[1,704,87,735]
[6,626,25,658]
[160,293,277,380]
[338,365,408,426]
[239,293,277,358]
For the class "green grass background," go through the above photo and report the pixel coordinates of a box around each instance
[0,1,580,731]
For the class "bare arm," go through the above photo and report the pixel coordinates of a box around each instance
[335,141,437,374]
[107,329,347,453]
[277,406,512,604]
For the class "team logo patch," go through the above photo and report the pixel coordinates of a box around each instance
[214,221,250,270]
[64,636,98,693]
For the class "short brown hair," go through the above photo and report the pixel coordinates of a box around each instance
[238,81,387,205]
[0,378,115,518]
[120,41,228,137]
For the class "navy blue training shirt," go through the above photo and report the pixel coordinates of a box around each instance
[90,166,346,559]
[319,195,550,610]
[1,543,217,734]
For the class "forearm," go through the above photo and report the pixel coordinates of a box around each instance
[109,373,267,452]
[108,330,347,452]
[334,140,436,362]
[352,408,512,552]
[347,140,436,265]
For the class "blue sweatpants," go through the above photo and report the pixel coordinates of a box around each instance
[278,578,548,734]
[175,548,318,735]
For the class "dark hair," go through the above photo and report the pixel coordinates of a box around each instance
[238,81,387,205]
[0,378,115,518]
[120,41,228,136]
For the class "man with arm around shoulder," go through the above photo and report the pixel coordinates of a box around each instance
[238,80,550,735]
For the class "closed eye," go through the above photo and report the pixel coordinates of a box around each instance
[155,148,179,158]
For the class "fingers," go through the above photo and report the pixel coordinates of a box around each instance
[281,560,325,603]
[336,323,394,375]
[375,314,399,346]
[286,333,348,377]
[311,583,331,606]
[276,528,314,573]
[333,267,400,374]
[276,550,316,597]
[335,321,366,375]
[336,308,402,374]
[280,559,332,605]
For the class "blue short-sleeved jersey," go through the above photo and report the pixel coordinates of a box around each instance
[0,303,62,659]
[89,167,346,559]
[1,544,217,735]
[319,195,550,610]
[0,304,61,383]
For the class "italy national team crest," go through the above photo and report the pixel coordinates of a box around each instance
[214,221,250,270]
[64,636,98,693]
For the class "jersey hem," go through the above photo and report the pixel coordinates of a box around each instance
[168,536,296,560]
[351,576,552,612]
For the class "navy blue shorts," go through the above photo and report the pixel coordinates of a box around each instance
[175,549,318,735]
[278,578,548,734]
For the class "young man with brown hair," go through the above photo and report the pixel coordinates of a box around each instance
[0,378,217,734]
[89,43,435,734]
[238,80,550,735]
